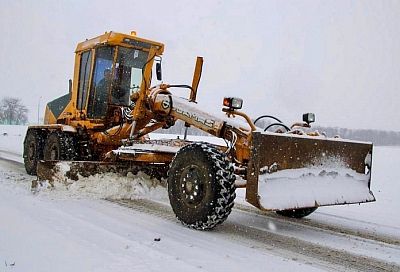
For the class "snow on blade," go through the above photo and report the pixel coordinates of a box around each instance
[258,166,375,210]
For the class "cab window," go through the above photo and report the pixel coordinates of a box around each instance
[87,46,115,118]
[77,51,92,110]
[111,47,149,106]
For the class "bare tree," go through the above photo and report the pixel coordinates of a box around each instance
[0,97,29,125]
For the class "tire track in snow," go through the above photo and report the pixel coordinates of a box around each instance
[1,155,399,247]
[0,153,25,169]
[4,153,398,248]
[1,156,400,271]
[110,199,400,272]
[234,203,400,247]
[1,155,399,246]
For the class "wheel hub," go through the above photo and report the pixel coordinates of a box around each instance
[180,165,205,206]
[50,145,59,160]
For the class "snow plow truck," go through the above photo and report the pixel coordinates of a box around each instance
[23,31,375,229]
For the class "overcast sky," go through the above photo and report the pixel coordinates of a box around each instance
[0,0,399,131]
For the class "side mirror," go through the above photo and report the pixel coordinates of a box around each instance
[68,79,72,94]
[156,62,162,81]
[303,113,315,125]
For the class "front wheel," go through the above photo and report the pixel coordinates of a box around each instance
[168,142,236,230]
[276,207,318,218]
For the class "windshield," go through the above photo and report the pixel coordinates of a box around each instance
[111,47,149,106]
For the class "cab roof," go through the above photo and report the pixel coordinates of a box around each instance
[75,31,164,55]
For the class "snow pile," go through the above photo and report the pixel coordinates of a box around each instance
[35,162,168,202]
[258,164,375,210]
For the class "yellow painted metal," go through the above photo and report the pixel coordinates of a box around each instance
[190,57,203,102]
[31,31,167,161]
[40,30,255,162]
[69,51,83,120]
[75,32,164,55]
[222,108,257,132]
[30,30,376,217]
[43,105,57,124]
[94,123,133,145]
[41,31,163,127]
[129,47,159,133]
[82,49,96,115]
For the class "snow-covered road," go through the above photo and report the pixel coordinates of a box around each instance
[0,125,399,271]
[0,160,324,272]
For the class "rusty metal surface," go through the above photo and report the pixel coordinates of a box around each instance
[256,133,372,173]
[246,132,262,208]
[246,132,374,210]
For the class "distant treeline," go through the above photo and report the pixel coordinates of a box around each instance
[155,120,400,146]
[313,126,400,146]
[0,97,28,125]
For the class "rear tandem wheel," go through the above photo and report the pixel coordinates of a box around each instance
[43,131,77,161]
[167,142,236,230]
[23,129,44,175]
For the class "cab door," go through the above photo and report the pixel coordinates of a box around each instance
[76,50,93,113]
[87,46,115,119]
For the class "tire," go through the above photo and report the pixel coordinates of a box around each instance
[23,129,44,175]
[43,132,77,161]
[276,207,317,218]
[168,142,236,230]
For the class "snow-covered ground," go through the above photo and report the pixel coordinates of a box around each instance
[0,125,26,163]
[310,146,400,239]
[0,125,399,271]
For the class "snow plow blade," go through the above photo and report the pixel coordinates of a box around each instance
[36,160,168,183]
[246,132,375,211]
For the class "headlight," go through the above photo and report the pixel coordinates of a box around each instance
[302,113,315,124]
[223,97,243,110]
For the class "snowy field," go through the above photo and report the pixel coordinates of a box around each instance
[0,125,399,271]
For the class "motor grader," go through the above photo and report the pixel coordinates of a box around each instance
[23,31,375,230]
